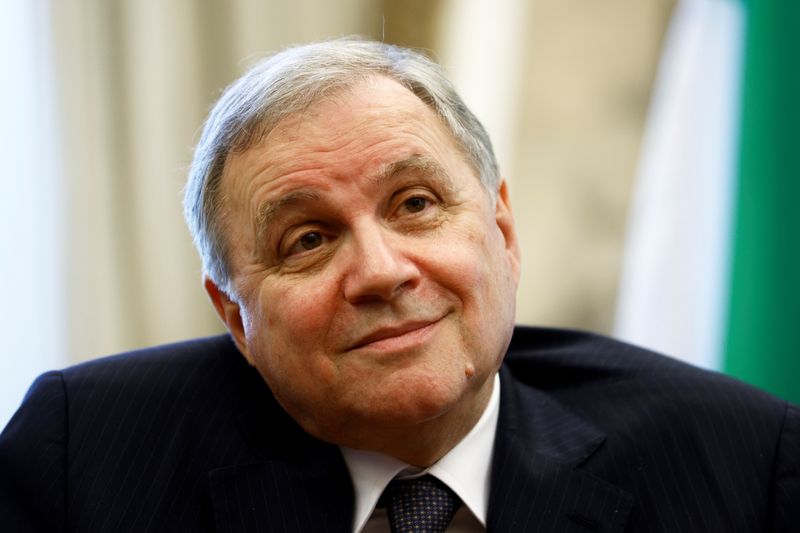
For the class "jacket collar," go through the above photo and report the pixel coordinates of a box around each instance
[487,365,633,532]
[208,361,632,532]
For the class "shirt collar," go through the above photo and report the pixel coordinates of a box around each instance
[340,373,501,533]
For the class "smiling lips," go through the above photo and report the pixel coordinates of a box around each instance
[349,318,443,352]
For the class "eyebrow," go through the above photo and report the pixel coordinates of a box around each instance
[253,154,457,245]
[254,189,320,245]
[372,154,452,189]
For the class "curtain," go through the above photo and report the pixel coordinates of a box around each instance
[50,0,383,363]
[0,0,63,428]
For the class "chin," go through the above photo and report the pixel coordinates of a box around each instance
[363,371,471,425]
[330,382,465,436]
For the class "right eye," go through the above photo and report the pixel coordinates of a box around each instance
[286,231,325,256]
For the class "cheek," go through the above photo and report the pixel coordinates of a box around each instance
[425,221,516,353]
[261,279,335,336]
[428,223,504,298]
[245,280,341,384]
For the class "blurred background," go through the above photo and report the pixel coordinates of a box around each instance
[2,0,797,427]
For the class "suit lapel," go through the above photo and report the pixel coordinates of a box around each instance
[487,366,633,532]
[209,394,354,532]
[209,459,353,532]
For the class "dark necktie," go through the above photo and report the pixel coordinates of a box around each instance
[379,474,461,533]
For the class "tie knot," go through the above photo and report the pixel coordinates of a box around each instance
[381,474,461,533]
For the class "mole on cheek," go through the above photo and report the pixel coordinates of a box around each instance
[464,364,476,379]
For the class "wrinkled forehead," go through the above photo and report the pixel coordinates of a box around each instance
[265,80,443,153]
[228,74,401,158]
[222,76,474,196]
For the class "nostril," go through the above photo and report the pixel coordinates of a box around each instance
[397,277,419,292]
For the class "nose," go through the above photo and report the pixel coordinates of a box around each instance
[341,222,421,304]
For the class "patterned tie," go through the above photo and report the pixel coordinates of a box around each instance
[380,474,461,533]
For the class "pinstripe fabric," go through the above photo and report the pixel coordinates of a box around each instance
[1,327,797,532]
[495,327,800,532]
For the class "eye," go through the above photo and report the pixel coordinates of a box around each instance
[278,227,338,266]
[298,232,322,251]
[403,196,428,213]
[283,230,327,258]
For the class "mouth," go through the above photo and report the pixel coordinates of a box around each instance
[348,318,444,352]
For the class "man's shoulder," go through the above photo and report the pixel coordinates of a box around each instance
[504,325,790,429]
[52,334,266,416]
[66,334,241,371]
[61,334,247,383]
[506,325,710,379]
[1,337,284,531]
[499,332,799,531]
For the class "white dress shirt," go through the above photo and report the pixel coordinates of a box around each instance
[341,373,500,533]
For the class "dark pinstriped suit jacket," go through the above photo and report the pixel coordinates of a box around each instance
[1,326,798,532]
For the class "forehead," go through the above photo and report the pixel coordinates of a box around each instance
[224,77,469,188]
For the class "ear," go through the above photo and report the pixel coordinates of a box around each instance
[204,276,253,363]
[495,180,521,284]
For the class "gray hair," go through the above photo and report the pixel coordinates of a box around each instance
[184,38,499,293]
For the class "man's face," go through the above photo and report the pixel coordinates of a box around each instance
[211,76,520,454]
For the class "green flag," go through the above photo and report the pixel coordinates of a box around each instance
[724,0,800,402]
[616,0,799,403]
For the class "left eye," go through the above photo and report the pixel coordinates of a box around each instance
[403,196,428,213]
[298,232,322,250]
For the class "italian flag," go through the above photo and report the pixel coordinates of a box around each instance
[614,0,800,403]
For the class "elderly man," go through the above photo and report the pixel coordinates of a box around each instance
[1,39,798,533]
